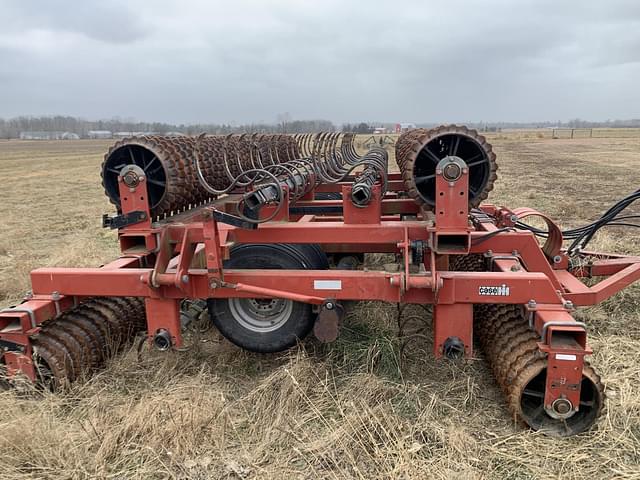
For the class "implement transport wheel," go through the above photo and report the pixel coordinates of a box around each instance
[208,243,327,353]
[510,361,604,437]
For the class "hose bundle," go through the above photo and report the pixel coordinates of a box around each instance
[516,188,640,254]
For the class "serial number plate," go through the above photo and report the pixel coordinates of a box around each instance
[478,285,510,296]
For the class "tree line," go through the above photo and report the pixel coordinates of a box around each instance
[0,116,337,139]
[1,116,639,139]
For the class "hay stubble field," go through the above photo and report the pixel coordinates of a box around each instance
[0,133,639,479]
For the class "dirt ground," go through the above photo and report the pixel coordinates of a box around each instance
[0,133,639,479]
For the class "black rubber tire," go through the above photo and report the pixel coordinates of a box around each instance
[295,244,330,270]
[331,253,365,268]
[208,244,316,353]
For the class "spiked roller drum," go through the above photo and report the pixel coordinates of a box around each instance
[396,125,498,209]
[101,135,301,218]
[451,255,605,436]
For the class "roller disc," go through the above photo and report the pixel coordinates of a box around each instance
[102,139,174,217]
[452,256,604,436]
[473,303,604,436]
[30,297,146,389]
[32,343,68,390]
[507,361,604,437]
[396,125,498,209]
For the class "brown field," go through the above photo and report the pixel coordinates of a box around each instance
[0,132,639,479]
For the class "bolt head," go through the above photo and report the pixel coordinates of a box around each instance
[325,302,334,310]
[122,171,140,187]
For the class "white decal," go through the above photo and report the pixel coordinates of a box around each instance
[556,354,577,361]
[478,284,510,296]
[314,280,342,290]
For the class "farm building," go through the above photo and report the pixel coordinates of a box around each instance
[395,123,416,133]
[19,131,80,140]
[61,132,80,140]
[88,130,113,139]
[114,132,158,138]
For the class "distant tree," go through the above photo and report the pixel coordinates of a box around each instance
[355,122,373,134]
[0,115,338,138]
[277,112,292,133]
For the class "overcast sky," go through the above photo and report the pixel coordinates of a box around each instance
[1,0,639,125]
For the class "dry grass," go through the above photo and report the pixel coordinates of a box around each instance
[0,135,639,479]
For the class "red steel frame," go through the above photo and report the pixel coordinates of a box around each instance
[2,170,640,414]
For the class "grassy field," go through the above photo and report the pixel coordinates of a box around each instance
[0,133,639,479]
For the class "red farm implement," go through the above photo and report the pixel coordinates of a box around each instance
[2,125,639,436]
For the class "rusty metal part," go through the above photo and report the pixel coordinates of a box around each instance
[313,301,344,343]
[291,132,388,185]
[103,132,387,220]
[30,297,146,389]
[239,133,387,217]
[102,134,302,218]
[474,305,604,436]
[396,125,498,209]
[453,254,604,436]
[32,340,70,390]
[449,253,485,272]
[506,359,604,436]
[344,146,388,196]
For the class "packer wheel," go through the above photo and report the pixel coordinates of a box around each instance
[510,361,604,436]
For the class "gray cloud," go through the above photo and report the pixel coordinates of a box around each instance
[2,0,148,43]
[0,0,639,124]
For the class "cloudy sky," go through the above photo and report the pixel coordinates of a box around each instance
[1,0,639,124]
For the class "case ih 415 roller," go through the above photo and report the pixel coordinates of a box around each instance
[1,125,639,436]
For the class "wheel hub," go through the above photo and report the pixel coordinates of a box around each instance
[547,397,575,419]
[229,297,293,333]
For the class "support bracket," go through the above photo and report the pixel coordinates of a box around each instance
[102,211,148,229]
